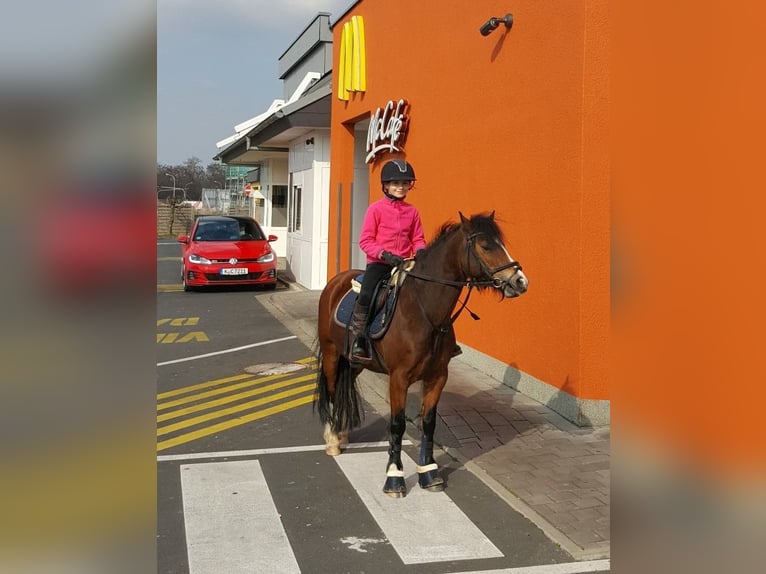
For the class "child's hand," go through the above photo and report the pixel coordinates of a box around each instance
[381,251,404,266]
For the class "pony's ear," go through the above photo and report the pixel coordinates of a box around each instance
[489,210,495,221]
[459,211,471,232]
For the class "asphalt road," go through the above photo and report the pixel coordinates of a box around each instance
[155,240,607,574]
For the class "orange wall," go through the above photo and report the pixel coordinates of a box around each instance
[329,0,609,401]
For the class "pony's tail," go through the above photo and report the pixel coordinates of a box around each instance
[313,347,332,424]
[313,350,363,433]
[334,355,363,432]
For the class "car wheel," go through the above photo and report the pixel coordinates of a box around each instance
[264,282,277,291]
[182,266,191,292]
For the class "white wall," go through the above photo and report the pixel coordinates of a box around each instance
[286,130,330,289]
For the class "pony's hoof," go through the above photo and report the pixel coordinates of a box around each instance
[383,476,407,497]
[421,481,444,492]
[418,469,444,491]
[325,445,341,456]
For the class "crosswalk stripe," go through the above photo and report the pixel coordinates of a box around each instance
[157,384,316,437]
[157,356,316,402]
[334,451,504,564]
[181,459,300,574]
[451,559,611,573]
[157,394,315,451]
[157,373,317,422]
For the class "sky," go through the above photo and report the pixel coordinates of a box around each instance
[158,0,351,167]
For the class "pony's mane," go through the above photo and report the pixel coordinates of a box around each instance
[425,212,505,251]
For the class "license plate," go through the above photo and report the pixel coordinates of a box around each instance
[220,268,248,276]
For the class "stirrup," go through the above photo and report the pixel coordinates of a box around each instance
[350,338,372,364]
[350,353,372,365]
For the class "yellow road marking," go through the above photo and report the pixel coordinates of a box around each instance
[157,383,316,437]
[158,373,253,400]
[157,373,317,422]
[175,331,209,343]
[157,372,295,410]
[156,394,315,452]
[158,284,183,292]
[157,367,317,411]
[157,317,199,327]
[156,357,316,403]
[157,257,181,261]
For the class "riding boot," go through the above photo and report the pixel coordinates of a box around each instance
[451,344,463,358]
[349,302,371,363]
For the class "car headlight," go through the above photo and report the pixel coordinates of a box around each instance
[256,252,275,263]
[188,253,212,265]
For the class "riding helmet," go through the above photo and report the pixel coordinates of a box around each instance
[380,159,416,183]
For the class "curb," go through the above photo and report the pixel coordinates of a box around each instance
[439,444,610,560]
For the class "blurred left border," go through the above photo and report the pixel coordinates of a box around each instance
[0,2,157,573]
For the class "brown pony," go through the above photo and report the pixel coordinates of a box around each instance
[314,211,528,497]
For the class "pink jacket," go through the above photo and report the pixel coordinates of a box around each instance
[359,197,427,264]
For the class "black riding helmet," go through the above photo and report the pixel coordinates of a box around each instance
[380,159,416,183]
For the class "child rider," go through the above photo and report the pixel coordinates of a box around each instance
[349,159,426,363]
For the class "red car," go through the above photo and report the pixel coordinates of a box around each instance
[178,215,278,291]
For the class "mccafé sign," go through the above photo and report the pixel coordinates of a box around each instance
[365,98,409,163]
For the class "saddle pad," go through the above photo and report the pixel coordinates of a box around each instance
[334,274,396,339]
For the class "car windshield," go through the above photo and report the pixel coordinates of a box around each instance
[194,219,265,242]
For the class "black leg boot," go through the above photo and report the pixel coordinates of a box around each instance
[349,302,371,364]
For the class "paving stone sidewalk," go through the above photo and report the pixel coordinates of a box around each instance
[262,277,610,560]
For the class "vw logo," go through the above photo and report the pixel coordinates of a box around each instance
[229,258,238,265]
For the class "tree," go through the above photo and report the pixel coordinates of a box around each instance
[206,163,225,187]
[156,158,226,201]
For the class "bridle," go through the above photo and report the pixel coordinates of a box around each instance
[405,230,523,327]
[406,231,523,290]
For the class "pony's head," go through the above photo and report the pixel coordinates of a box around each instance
[459,211,528,298]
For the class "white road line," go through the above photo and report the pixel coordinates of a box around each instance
[452,559,611,574]
[157,336,298,366]
[157,441,413,462]
[181,459,300,574]
[334,451,504,564]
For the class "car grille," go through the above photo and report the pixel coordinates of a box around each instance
[203,271,264,281]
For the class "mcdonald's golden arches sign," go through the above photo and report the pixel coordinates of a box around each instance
[338,16,366,100]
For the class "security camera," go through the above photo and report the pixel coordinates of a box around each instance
[480,14,513,36]
[480,18,499,36]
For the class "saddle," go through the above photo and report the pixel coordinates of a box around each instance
[333,261,413,340]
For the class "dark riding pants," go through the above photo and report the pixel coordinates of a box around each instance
[358,263,392,307]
